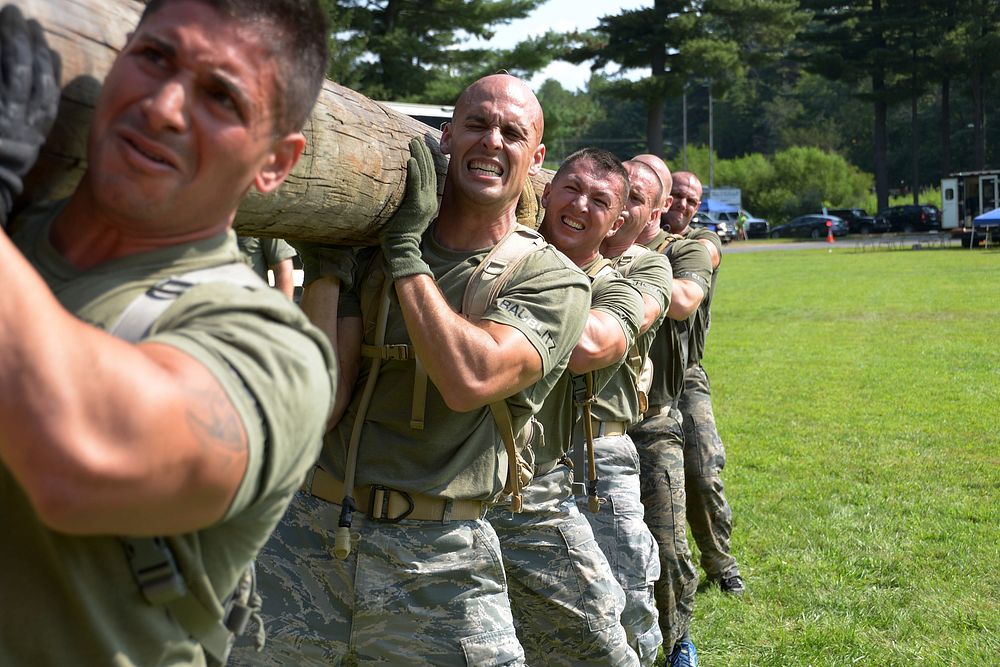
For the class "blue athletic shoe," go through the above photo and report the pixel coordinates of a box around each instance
[668,639,699,667]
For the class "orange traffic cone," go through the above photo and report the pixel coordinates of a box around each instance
[826,223,835,243]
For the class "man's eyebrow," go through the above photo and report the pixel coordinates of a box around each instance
[208,70,253,114]
[139,34,177,59]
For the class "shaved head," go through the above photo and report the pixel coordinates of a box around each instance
[453,74,544,145]
[632,154,673,210]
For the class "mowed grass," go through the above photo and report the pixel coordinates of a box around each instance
[692,245,1000,666]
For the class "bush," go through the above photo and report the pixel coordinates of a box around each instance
[668,145,874,224]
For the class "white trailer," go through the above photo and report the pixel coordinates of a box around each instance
[941,170,1000,234]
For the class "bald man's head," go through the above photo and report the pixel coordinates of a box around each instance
[632,153,673,210]
[453,74,544,143]
[440,73,546,211]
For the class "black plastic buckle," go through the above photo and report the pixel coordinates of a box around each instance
[124,537,187,605]
[368,485,414,522]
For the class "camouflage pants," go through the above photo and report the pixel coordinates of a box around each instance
[628,408,697,650]
[488,464,639,667]
[679,364,740,580]
[570,433,662,667]
[229,491,524,666]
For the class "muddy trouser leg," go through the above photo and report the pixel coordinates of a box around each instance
[230,491,525,667]
[570,434,662,666]
[629,409,698,651]
[489,465,640,667]
[679,364,740,580]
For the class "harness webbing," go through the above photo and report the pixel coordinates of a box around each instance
[111,261,266,666]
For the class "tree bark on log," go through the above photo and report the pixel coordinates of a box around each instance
[14,0,552,244]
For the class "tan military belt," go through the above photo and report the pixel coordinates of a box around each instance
[591,419,627,437]
[301,467,487,522]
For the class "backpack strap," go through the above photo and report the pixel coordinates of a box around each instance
[655,232,686,255]
[461,224,546,318]
[462,224,546,513]
[568,257,620,513]
[110,262,263,343]
[112,261,268,665]
[613,245,654,414]
[334,273,394,560]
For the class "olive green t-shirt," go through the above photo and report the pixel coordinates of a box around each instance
[642,231,712,406]
[683,226,722,364]
[236,235,297,280]
[532,255,645,466]
[326,224,591,500]
[1,201,336,667]
[592,247,673,425]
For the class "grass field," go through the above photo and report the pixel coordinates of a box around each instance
[690,244,1000,665]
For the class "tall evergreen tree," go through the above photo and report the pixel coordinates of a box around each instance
[326,0,561,103]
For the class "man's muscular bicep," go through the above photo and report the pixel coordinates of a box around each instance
[475,319,545,400]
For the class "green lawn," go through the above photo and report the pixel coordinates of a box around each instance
[691,245,1000,665]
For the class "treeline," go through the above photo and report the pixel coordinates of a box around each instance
[325,1,999,216]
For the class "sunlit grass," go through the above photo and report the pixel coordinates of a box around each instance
[690,245,1000,665]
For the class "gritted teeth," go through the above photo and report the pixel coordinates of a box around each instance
[469,160,503,176]
[562,216,584,231]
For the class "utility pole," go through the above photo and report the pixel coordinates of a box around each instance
[682,91,688,170]
[708,84,715,192]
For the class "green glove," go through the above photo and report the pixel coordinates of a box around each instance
[0,5,61,226]
[291,241,358,292]
[380,137,439,281]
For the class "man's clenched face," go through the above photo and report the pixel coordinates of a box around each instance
[664,172,703,235]
[440,74,545,212]
[539,158,626,266]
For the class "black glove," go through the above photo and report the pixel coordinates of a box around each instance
[292,241,358,292]
[379,137,439,281]
[0,5,61,226]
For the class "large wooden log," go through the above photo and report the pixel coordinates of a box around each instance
[14,0,552,244]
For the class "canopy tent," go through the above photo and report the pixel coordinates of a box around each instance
[973,207,1000,224]
[699,198,739,213]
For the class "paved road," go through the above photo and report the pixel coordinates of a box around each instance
[724,232,960,253]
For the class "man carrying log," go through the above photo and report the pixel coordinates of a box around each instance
[627,156,714,667]
[236,74,591,665]
[488,147,645,666]
[665,171,746,598]
[0,1,336,665]
[565,157,676,666]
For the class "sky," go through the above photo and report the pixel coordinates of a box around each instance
[469,0,651,92]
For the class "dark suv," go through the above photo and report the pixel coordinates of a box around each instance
[829,208,890,234]
[875,205,941,233]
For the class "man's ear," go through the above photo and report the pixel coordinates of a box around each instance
[609,210,627,236]
[648,205,662,228]
[528,143,546,176]
[254,132,306,194]
[439,122,452,155]
[540,181,551,208]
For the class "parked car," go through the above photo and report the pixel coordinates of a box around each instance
[828,208,890,234]
[875,205,941,232]
[743,214,769,239]
[769,214,848,239]
[695,211,736,243]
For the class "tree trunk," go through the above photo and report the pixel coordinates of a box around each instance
[14,0,553,244]
[941,77,951,176]
[872,0,889,211]
[971,68,986,171]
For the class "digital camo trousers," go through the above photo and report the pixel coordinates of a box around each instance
[679,364,740,580]
[629,409,697,649]
[569,433,662,667]
[487,464,639,667]
[229,491,525,667]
